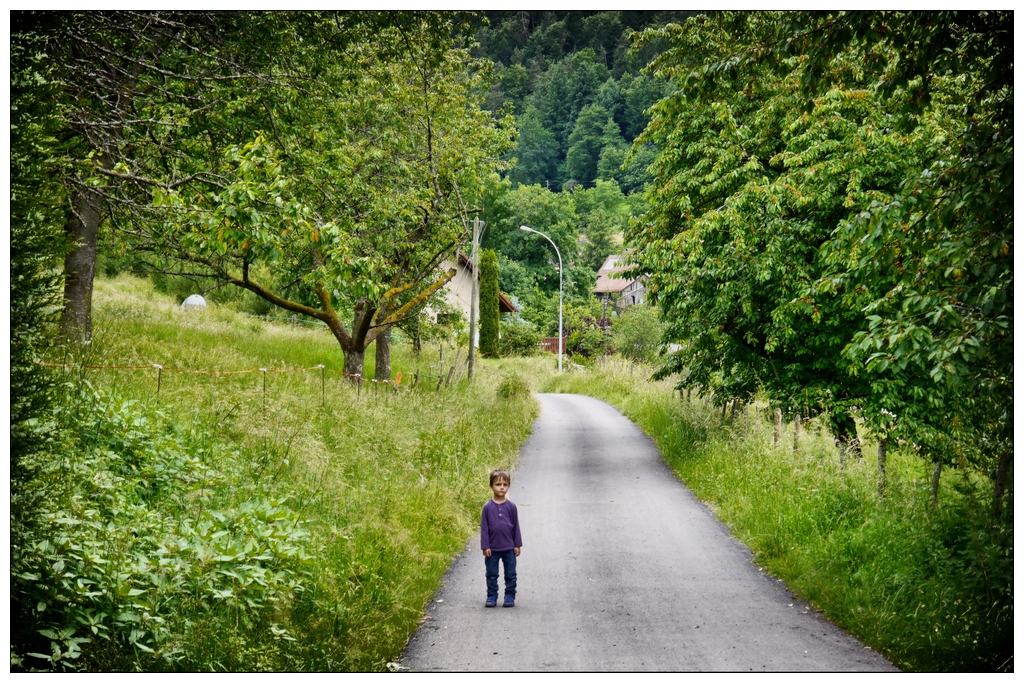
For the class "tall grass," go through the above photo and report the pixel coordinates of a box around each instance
[13,274,539,671]
[546,357,1012,672]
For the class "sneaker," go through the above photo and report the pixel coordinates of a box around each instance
[485,595,497,608]
[503,594,515,608]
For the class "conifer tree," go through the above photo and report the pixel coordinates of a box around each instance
[479,249,501,357]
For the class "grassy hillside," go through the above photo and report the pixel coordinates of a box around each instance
[13,275,542,671]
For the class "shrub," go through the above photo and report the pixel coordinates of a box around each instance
[11,384,315,671]
[611,303,666,364]
[498,317,540,357]
[496,373,530,400]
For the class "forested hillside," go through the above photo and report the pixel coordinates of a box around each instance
[462,12,693,347]
[473,11,689,192]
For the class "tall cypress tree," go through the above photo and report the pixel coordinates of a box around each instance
[479,249,501,357]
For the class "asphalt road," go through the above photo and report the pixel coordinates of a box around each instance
[401,393,898,672]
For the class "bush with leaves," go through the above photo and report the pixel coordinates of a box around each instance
[563,299,613,358]
[611,304,666,364]
[496,373,531,400]
[498,317,541,357]
[11,384,314,671]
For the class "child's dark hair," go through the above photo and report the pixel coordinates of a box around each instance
[489,469,511,486]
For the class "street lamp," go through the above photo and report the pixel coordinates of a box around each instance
[520,225,563,372]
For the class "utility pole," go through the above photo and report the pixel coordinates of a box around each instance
[467,216,481,380]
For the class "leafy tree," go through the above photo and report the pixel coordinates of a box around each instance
[620,71,665,139]
[563,299,612,358]
[612,304,667,364]
[632,12,930,433]
[10,27,67,482]
[496,253,536,300]
[620,143,657,194]
[573,180,629,270]
[564,104,613,185]
[594,77,624,124]
[482,183,579,295]
[799,11,1014,512]
[579,12,625,66]
[479,249,501,357]
[509,106,559,187]
[498,317,541,357]
[24,11,296,344]
[633,11,1012,502]
[128,15,512,377]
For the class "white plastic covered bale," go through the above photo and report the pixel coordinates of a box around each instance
[181,294,207,310]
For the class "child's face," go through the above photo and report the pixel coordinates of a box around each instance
[491,478,509,499]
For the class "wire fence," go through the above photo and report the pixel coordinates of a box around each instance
[38,357,467,404]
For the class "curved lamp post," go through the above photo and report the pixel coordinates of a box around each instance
[520,225,563,372]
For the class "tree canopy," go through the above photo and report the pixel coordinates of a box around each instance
[631,11,1012,508]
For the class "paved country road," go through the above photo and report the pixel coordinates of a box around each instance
[401,394,898,672]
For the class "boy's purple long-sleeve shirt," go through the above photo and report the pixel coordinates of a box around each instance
[480,499,522,551]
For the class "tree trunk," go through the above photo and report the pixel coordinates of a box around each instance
[993,447,1011,518]
[930,461,942,508]
[344,346,365,379]
[60,183,105,344]
[375,325,391,381]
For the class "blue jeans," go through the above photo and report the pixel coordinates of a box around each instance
[485,549,517,598]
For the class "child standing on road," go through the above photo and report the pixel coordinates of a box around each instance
[481,469,522,608]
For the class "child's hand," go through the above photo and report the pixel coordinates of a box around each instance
[513,547,520,557]
[483,548,491,557]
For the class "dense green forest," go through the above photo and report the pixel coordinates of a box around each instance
[10,10,1012,671]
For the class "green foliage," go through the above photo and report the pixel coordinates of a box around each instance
[496,373,531,400]
[630,12,1012,495]
[482,182,579,295]
[563,299,612,358]
[547,359,1012,672]
[11,276,540,671]
[564,104,614,185]
[84,13,514,374]
[478,249,500,357]
[498,317,541,357]
[611,304,666,364]
[10,28,67,481]
[475,12,681,193]
[508,106,559,186]
[12,387,313,670]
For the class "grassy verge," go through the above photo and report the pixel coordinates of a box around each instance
[545,357,1012,672]
[13,274,540,671]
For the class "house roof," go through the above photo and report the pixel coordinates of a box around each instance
[592,254,640,294]
[454,252,518,313]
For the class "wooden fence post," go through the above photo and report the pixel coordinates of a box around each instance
[931,461,942,507]
[774,408,782,444]
[793,412,801,453]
